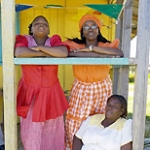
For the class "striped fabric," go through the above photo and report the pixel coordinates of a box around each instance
[65,76,112,150]
[20,104,65,150]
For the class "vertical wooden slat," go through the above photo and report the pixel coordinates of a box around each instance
[113,0,124,95]
[117,0,133,98]
[1,0,17,150]
[133,0,150,149]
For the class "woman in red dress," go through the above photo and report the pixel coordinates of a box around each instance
[15,15,69,150]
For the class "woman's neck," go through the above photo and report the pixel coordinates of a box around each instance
[33,36,48,45]
[101,118,117,128]
[85,40,98,47]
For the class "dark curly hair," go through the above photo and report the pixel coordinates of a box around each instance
[28,23,33,35]
[68,27,110,44]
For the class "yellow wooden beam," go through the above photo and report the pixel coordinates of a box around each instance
[1,0,17,149]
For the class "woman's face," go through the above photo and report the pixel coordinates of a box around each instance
[82,20,99,41]
[105,98,124,121]
[32,16,50,37]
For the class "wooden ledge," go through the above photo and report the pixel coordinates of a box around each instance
[14,58,137,65]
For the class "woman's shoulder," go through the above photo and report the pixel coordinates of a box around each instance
[15,35,29,47]
[98,38,120,48]
[89,114,105,126]
[112,118,132,130]
[90,114,105,120]
[16,34,31,37]
[119,118,132,124]
[123,119,132,127]
[110,39,120,47]
[64,40,84,49]
[16,34,26,39]
[16,34,32,41]
[51,34,61,40]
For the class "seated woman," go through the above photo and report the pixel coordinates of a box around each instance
[72,94,132,150]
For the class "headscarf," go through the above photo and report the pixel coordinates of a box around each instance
[79,14,101,31]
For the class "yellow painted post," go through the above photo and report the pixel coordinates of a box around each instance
[1,0,17,149]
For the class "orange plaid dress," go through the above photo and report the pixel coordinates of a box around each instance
[64,39,119,150]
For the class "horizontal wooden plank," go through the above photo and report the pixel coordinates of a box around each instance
[14,58,136,65]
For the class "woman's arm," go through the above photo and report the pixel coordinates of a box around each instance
[14,35,50,58]
[15,34,69,58]
[121,119,133,150]
[15,45,68,58]
[15,46,49,58]
[37,45,68,58]
[78,46,124,57]
[121,142,132,150]
[92,46,124,57]
[69,46,123,58]
[72,135,83,150]
[68,51,115,57]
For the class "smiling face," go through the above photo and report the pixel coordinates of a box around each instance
[82,20,99,41]
[31,16,50,37]
[105,97,125,121]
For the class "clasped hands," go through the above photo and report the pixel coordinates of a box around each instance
[30,46,40,51]
[71,47,90,53]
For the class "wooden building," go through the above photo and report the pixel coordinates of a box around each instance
[0,0,150,149]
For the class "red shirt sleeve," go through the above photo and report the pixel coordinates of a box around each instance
[50,35,70,52]
[15,35,28,48]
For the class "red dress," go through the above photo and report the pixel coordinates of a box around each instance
[15,35,69,122]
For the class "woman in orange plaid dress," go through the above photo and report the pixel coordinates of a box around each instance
[64,14,124,150]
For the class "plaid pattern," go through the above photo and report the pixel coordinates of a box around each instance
[65,76,112,150]
[20,104,65,150]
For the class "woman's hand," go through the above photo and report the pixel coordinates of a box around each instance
[71,48,90,52]
[79,47,91,52]
[121,142,132,150]
[72,135,83,150]
[70,48,80,52]
[30,46,40,51]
